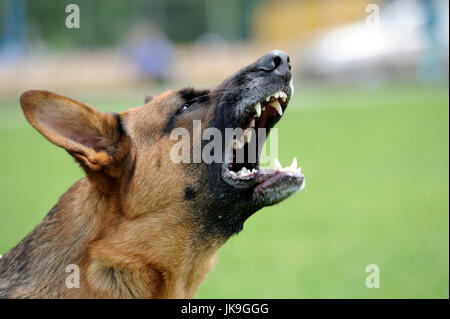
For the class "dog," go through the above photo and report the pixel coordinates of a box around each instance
[0,50,304,298]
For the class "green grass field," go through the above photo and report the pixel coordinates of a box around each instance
[0,84,448,298]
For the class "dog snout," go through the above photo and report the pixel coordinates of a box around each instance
[257,50,292,80]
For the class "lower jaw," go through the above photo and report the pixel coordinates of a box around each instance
[253,170,305,205]
[221,165,305,205]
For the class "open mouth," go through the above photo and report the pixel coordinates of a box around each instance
[221,86,305,203]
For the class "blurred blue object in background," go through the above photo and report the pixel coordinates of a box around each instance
[0,0,27,62]
[418,0,446,82]
[126,23,174,82]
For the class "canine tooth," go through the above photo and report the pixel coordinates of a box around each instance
[250,118,255,127]
[274,158,282,170]
[239,167,250,176]
[238,136,245,148]
[244,129,252,143]
[289,157,297,171]
[265,96,271,102]
[273,92,279,99]
[254,103,261,117]
[233,138,244,149]
[271,100,283,116]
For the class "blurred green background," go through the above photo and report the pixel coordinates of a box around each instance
[1,84,448,298]
[0,0,448,298]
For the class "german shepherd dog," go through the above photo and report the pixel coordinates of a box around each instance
[0,50,304,298]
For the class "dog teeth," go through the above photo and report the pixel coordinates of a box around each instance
[274,158,282,170]
[244,128,253,143]
[263,90,287,103]
[287,157,301,173]
[271,100,283,116]
[232,138,245,150]
[236,89,288,153]
[259,90,287,112]
[289,157,297,170]
[240,167,250,175]
[232,128,253,150]
[254,103,261,117]
[273,157,302,174]
[235,166,257,177]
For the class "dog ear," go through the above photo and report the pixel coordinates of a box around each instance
[145,93,154,103]
[20,90,126,172]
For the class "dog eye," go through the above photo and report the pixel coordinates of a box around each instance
[177,102,192,114]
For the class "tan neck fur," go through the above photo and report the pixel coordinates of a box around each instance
[0,178,220,298]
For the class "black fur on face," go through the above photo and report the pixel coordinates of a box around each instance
[178,51,303,240]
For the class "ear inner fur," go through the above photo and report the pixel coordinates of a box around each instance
[20,90,124,173]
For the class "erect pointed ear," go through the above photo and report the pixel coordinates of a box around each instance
[20,90,127,172]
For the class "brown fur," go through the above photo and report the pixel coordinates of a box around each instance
[0,89,222,298]
[0,50,301,298]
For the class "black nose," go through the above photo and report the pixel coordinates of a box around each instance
[257,50,291,79]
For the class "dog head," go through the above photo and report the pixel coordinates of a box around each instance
[20,50,304,240]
